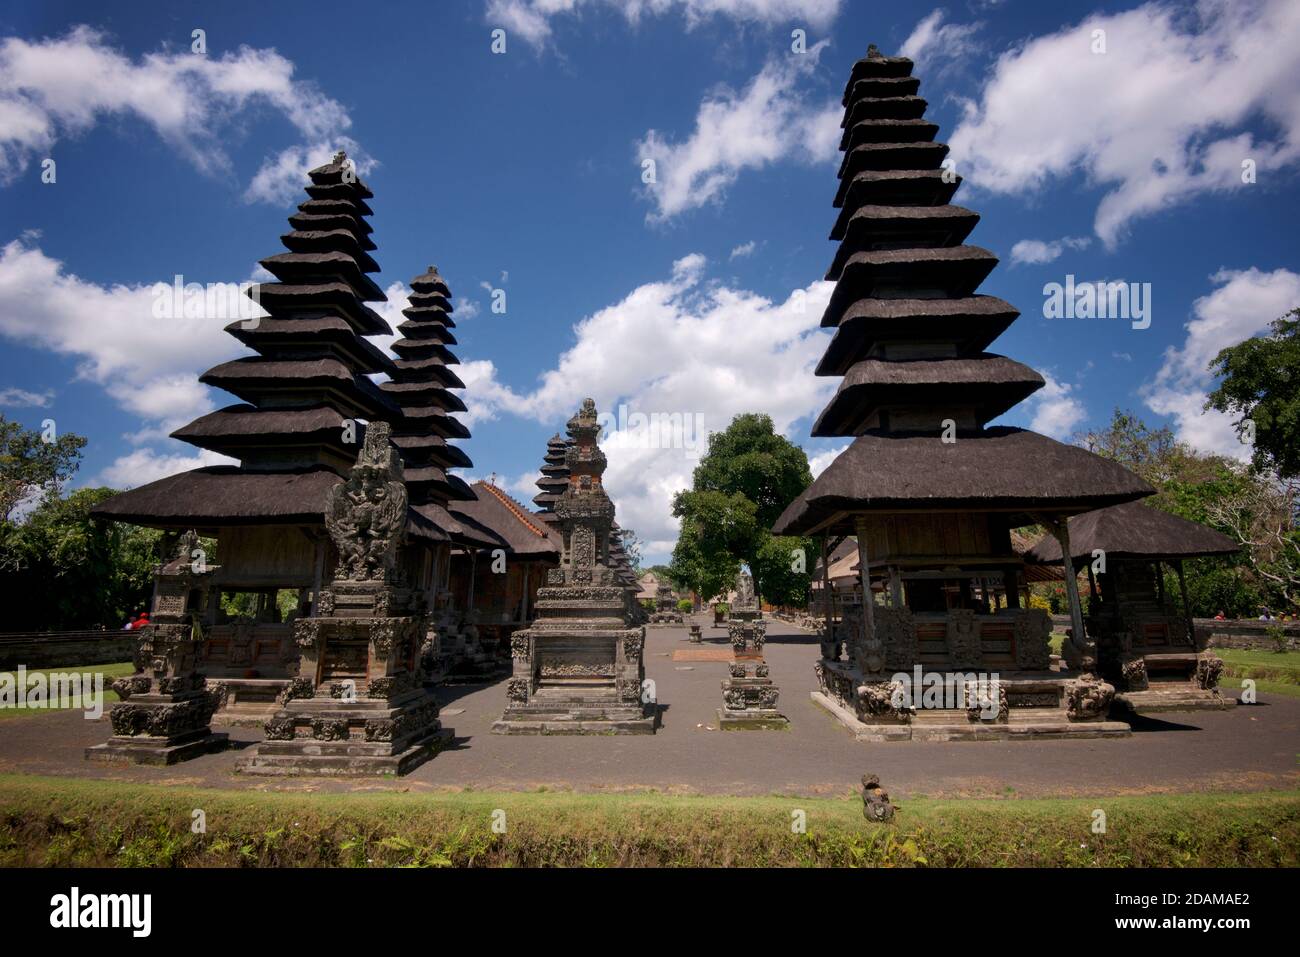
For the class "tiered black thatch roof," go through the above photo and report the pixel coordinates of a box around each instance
[775,47,1151,536]
[96,151,402,526]
[379,266,493,547]
[532,433,569,515]
[1025,501,1240,565]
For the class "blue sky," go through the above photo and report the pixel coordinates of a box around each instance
[1,0,1298,563]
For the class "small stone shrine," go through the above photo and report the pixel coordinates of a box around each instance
[718,572,787,729]
[649,582,684,625]
[86,531,228,765]
[493,399,656,734]
[239,423,451,775]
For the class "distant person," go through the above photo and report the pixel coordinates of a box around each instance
[1214,610,1227,621]
[1258,607,1273,621]
[130,611,151,630]
[122,610,141,630]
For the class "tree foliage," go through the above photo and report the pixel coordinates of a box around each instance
[0,415,86,522]
[668,413,813,606]
[1206,307,1300,479]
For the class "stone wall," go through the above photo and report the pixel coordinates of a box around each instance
[0,631,136,670]
[1049,615,1300,652]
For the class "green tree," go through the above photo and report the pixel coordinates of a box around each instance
[0,487,162,630]
[669,413,813,605]
[0,414,86,522]
[1206,307,1300,479]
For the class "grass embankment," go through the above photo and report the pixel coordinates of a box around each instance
[1217,649,1300,700]
[0,774,1296,868]
[0,662,134,721]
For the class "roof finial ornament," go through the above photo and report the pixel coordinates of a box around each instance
[866,43,882,59]
[332,149,347,166]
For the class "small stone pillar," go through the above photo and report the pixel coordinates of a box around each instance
[718,572,787,729]
[86,530,228,765]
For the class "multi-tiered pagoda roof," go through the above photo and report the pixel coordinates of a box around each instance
[381,266,494,547]
[775,47,1151,536]
[532,433,569,516]
[95,152,405,527]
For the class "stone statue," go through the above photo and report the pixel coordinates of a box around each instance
[326,422,407,581]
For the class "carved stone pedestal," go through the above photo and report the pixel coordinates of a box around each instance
[718,660,787,730]
[87,531,227,765]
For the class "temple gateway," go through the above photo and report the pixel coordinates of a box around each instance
[773,45,1155,741]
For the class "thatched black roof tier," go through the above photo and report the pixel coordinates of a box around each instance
[775,429,1154,536]
[410,265,452,296]
[199,357,399,419]
[378,379,468,412]
[842,95,928,128]
[394,321,457,344]
[412,502,500,549]
[1024,501,1239,564]
[534,434,571,513]
[308,152,373,198]
[812,354,1045,436]
[92,466,345,527]
[258,251,386,302]
[171,404,366,460]
[223,317,394,375]
[279,230,379,272]
[842,117,939,152]
[818,296,1019,372]
[833,170,961,226]
[843,75,921,105]
[841,50,915,94]
[286,212,376,248]
[392,356,465,388]
[390,339,459,364]
[823,246,997,308]
[837,141,949,187]
[388,433,472,469]
[828,205,980,278]
[250,282,390,337]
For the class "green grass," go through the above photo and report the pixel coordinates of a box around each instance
[0,662,134,720]
[0,773,1296,868]
[1217,649,1300,700]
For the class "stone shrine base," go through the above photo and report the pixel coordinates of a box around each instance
[238,726,452,776]
[810,691,1132,742]
[1116,687,1236,714]
[493,687,657,735]
[716,707,788,731]
[85,728,229,766]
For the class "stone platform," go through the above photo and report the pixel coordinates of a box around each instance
[85,727,229,766]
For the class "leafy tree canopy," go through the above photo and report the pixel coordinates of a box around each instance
[0,415,86,522]
[1206,307,1300,479]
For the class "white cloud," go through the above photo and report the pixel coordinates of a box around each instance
[1144,266,1300,458]
[729,240,757,259]
[93,447,235,490]
[461,253,834,553]
[807,442,847,478]
[0,387,53,407]
[0,25,368,204]
[899,9,983,65]
[637,44,840,221]
[1027,371,1086,439]
[1009,235,1090,265]
[947,0,1300,247]
[485,0,842,49]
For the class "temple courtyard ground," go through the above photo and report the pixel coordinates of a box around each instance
[1,618,1297,800]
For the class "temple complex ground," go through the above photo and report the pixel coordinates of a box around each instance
[2,619,1297,799]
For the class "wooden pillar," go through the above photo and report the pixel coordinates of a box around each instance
[520,563,531,623]
[1086,562,1099,603]
[1175,558,1196,648]
[819,535,833,643]
[888,565,903,608]
[1050,515,1089,668]
[310,535,325,616]
[854,519,876,664]
[467,550,477,609]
